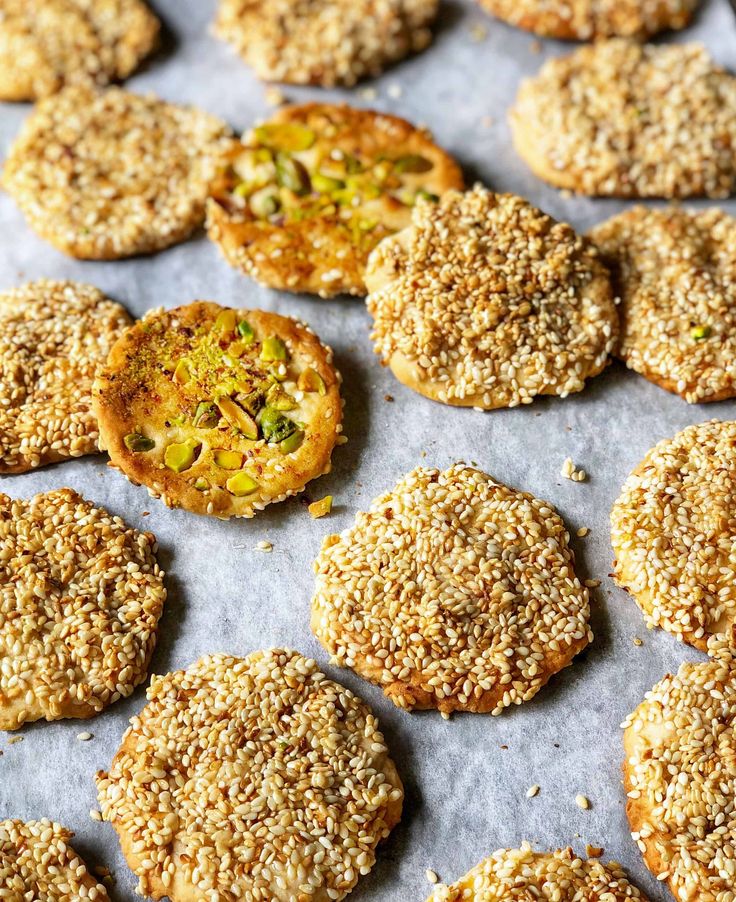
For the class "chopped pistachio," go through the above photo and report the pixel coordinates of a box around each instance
[345,154,363,174]
[394,154,434,173]
[312,172,345,192]
[254,122,315,153]
[226,470,259,496]
[259,406,297,443]
[269,363,288,382]
[416,188,440,202]
[164,439,200,473]
[236,387,265,415]
[297,367,326,395]
[690,324,712,340]
[124,432,155,452]
[213,308,237,334]
[279,429,304,453]
[261,336,287,361]
[228,340,252,358]
[213,449,245,469]
[193,401,220,429]
[275,154,311,195]
[193,476,209,491]
[249,186,281,219]
[216,396,258,439]
[237,319,255,342]
[173,359,192,385]
[309,495,333,518]
[233,182,252,198]
[267,383,297,411]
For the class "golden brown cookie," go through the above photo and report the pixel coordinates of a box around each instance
[611,420,736,652]
[96,649,403,901]
[0,0,159,101]
[93,301,343,518]
[312,464,592,716]
[590,206,736,403]
[365,185,617,408]
[0,819,109,899]
[0,279,131,473]
[510,41,736,198]
[0,488,165,731]
[213,0,437,87]
[427,844,648,901]
[2,85,233,259]
[207,103,463,297]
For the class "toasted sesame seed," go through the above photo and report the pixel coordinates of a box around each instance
[576,794,590,810]
[7,736,23,745]
[526,784,540,798]
[77,732,93,742]
[426,868,439,884]
[633,637,643,647]
[577,527,589,537]
[256,540,273,552]
[585,579,601,588]
[90,810,103,822]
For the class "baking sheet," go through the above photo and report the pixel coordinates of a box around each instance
[1,1,735,898]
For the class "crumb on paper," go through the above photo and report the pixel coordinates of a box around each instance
[584,578,601,588]
[308,495,333,519]
[360,87,378,101]
[469,22,487,41]
[387,83,402,100]
[265,86,287,107]
[384,394,394,402]
[586,845,604,858]
[7,736,23,745]
[634,637,643,646]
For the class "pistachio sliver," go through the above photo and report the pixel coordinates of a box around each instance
[164,439,200,473]
[254,123,316,153]
[193,401,220,429]
[691,324,712,340]
[249,186,281,219]
[173,359,191,385]
[261,336,287,362]
[237,319,255,342]
[259,406,297,443]
[124,432,155,452]
[312,172,346,192]
[394,154,435,174]
[193,476,210,491]
[216,396,258,439]
[297,367,326,395]
[213,308,237,335]
[309,495,333,519]
[226,470,259,496]
[275,154,311,195]
[279,429,304,454]
[213,449,245,469]
[267,383,297,411]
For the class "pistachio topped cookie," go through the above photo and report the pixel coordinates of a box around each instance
[93,302,342,518]
[207,103,463,297]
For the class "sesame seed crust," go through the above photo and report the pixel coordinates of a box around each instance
[213,0,437,87]
[590,207,736,404]
[0,0,160,101]
[0,819,109,900]
[365,186,617,408]
[510,41,736,199]
[611,420,736,652]
[2,85,234,260]
[0,279,132,474]
[426,844,647,901]
[0,488,166,731]
[622,643,736,901]
[311,464,592,715]
[96,649,403,902]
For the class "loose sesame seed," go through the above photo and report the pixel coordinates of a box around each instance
[77,732,93,742]
[256,540,273,552]
[526,784,540,798]
[576,794,590,810]
[426,868,439,884]
[577,527,589,537]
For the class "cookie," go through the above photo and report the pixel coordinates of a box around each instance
[0,279,131,473]
[213,0,437,87]
[2,85,233,259]
[207,103,463,297]
[427,844,647,901]
[0,819,109,899]
[0,488,165,731]
[611,420,736,652]
[476,0,697,40]
[590,206,736,403]
[96,649,403,901]
[312,464,592,716]
[93,301,343,518]
[365,185,617,408]
[0,0,159,101]
[623,645,736,902]
[510,41,736,198]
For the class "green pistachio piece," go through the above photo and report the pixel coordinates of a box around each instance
[237,320,255,342]
[259,406,297,443]
[226,470,259,496]
[312,172,345,192]
[228,340,251,358]
[193,476,210,491]
[261,336,287,362]
[275,154,311,195]
[214,308,237,334]
[416,188,440,203]
[193,401,220,429]
[173,359,191,385]
[164,439,200,473]
[691,324,712,340]
[267,383,297,411]
[233,182,252,197]
[279,429,304,454]
[124,432,155,452]
[394,154,435,174]
[254,123,316,153]
[213,449,244,469]
[236,387,266,415]
[345,154,363,174]
[216,396,258,439]
[297,368,326,395]
[249,186,281,219]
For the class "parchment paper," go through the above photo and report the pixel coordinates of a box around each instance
[1,1,735,898]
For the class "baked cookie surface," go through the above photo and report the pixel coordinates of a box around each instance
[0,488,165,731]
[510,41,736,198]
[208,103,463,297]
[93,301,342,518]
[214,0,437,86]
[0,279,131,473]
[623,645,736,902]
[96,649,403,901]
[0,819,109,899]
[591,206,736,403]
[0,0,159,101]
[2,85,233,259]
[365,185,616,408]
[312,464,592,715]
[427,844,647,901]
[611,420,736,651]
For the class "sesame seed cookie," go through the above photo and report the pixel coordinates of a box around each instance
[590,207,736,403]
[476,0,697,40]
[510,41,736,199]
[96,649,403,901]
[622,644,736,901]
[427,844,647,900]
[207,103,463,298]
[213,0,437,87]
[2,85,233,259]
[93,301,342,518]
[312,464,592,716]
[611,420,736,652]
[0,0,160,101]
[0,819,109,899]
[0,279,131,474]
[0,488,165,731]
[365,186,617,408]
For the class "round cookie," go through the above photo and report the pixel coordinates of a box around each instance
[0,819,109,899]
[590,206,736,404]
[96,649,404,901]
[365,185,617,408]
[623,647,736,901]
[510,41,736,199]
[208,103,463,297]
[611,420,736,652]
[93,301,343,518]
[0,0,159,101]
[213,0,437,87]
[476,0,697,40]
[427,844,647,901]
[2,85,233,259]
[311,464,592,716]
[0,488,165,731]
[0,279,131,473]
